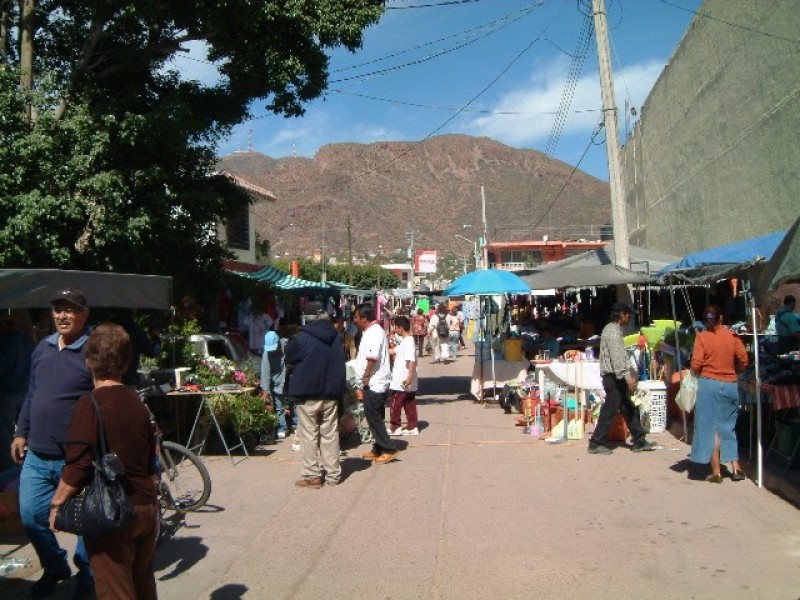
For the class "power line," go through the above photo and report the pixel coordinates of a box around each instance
[329,2,544,85]
[531,122,605,231]
[334,3,542,73]
[325,88,601,115]
[385,0,486,9]
[655,0,800,44]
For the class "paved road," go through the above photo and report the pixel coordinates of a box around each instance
[3,344,799,599]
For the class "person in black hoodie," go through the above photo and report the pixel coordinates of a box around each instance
[284,312,346,488]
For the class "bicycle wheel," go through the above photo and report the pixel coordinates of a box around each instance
[159,441,212,512]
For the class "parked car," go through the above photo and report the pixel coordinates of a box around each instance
[189,333,250,366]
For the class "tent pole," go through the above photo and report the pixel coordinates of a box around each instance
[747,288,763,488]
[669,284,688,443]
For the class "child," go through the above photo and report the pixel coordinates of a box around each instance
[387,316,419,436]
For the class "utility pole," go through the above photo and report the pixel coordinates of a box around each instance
[481,185,488,269]
[346,213,354,286]
[320,228,327,283]
[592,0,630,270]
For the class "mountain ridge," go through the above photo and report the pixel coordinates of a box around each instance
[218,134,612,262]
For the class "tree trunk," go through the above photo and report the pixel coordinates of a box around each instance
[20,0,35,123]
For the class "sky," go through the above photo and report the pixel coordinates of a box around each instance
[170,0,703,182]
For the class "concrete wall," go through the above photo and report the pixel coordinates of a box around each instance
[620,0,800,255]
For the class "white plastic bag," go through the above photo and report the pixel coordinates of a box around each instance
[675,372,698,412]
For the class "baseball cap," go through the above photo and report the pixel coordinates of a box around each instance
[50,288,87,309]
[611,301,633,314]
[263,331,279,352]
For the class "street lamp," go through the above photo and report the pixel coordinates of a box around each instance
[454,234,479,272]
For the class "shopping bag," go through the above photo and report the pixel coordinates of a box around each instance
[675,372,698,412]
[440,344,450,359]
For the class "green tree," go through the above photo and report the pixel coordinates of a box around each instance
[0,1,384,295]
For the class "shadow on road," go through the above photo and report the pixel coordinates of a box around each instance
[209,583,248,599]
[155,535,209,581]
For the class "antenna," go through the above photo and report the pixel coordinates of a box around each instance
[247,130,253,152]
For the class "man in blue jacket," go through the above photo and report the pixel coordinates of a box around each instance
[11,289,95,599]
[284,311,346,488]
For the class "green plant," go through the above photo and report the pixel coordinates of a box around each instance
[158,318,201,369]
[207,393,276,437]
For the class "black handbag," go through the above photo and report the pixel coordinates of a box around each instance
[55,393,135,537]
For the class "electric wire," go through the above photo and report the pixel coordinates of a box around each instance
[325,89,601,115]
[386,0,485,9]
[329,2,544,85]
[531,122,605,231]
[334,3,543,73]
[544,8,593,157]
[655,0,800,44]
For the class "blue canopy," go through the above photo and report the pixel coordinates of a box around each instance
[444,269,531,296]
[657,229,787,284]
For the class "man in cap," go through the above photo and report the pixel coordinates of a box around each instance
[11,289,95,598]
[587,302,657,455]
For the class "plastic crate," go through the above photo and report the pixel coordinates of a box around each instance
[637,380,667,433]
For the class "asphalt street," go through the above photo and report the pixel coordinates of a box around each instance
[2,342,799,599]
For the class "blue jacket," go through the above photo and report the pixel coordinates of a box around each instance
[15,331,94,455]
[284,319,346,401]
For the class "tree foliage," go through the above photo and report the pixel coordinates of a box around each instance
[0,1,384,295]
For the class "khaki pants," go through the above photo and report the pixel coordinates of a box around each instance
[296,398,341,483]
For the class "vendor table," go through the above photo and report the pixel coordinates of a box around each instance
[538,360,603,391]
[471,360,529,401]
[740,381,800,411]
[166,388,255,466]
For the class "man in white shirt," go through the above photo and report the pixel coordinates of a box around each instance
[353,303,399,464]
[387,316,419,436]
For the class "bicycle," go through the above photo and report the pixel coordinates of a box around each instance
[157,439,212,513]
[137,386,212,513]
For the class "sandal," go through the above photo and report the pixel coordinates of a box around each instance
[705,473,723,483]
[730,469,746,481]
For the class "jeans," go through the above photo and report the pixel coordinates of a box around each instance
[273,393,287,434]
[448,332,460,358]
[363,389,397,453]
[19,450,92,583]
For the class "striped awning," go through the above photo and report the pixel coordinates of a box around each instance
[232,265,334,290]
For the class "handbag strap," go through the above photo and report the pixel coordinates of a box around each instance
[88,393,109,458]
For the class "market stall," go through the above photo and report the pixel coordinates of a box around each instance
[444,269,531,402]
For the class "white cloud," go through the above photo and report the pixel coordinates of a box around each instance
[463,57,665,148]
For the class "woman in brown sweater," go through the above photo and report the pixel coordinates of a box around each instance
[689,306,749,483]
[49,323,159,599]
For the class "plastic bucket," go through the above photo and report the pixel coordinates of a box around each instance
[504,338,523,361]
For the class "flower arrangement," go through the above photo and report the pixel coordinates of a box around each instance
[192,357,237,388]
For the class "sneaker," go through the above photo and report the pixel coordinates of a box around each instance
[30,567,72,598]
[387,427,404,436]
[374,450,399,464]
[632,440,657,453]
[402,427,419,436]
[362,450,381,460]
[295,477,322,489]
[587,444,613,455]
[277,431,286,440]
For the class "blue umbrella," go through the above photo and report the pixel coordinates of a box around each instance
[444,269,531,296]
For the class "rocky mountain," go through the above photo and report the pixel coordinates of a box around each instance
[217,134,611,262]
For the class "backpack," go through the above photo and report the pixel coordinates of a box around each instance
[436,314,449,338]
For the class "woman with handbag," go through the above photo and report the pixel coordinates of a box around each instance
[689,306,749,483]
[49,323,159,599]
